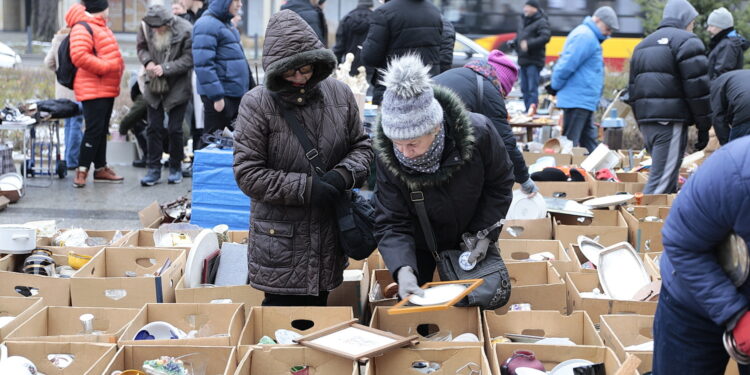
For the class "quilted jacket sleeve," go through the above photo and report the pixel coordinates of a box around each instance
[136,23,153,67]
[482,82,528,183]
[70,23,119,75]
[550,31,594,91]
[163,33,194,77]
[710,74,731,145]
[233,91,309,206]
[439,18,456,73]
[332,20,348,62]
[334,87,374,187]
[192,20,225,101]
[526,17,551,50]
[361,9,389,69]
[675,36,711,130]
[711,41,742,80]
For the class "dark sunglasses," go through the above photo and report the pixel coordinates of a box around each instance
[282,65,314,78]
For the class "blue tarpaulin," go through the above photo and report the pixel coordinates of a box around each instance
[191,147,250,230]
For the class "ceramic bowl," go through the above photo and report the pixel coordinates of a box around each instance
[133,321,187,341]
[67,251,93,270]
[0,356,37,374]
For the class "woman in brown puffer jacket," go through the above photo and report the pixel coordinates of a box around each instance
[233,10,373,306]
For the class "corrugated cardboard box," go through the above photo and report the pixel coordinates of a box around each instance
[0,250,88,306]
[118,229,192,250]
[634,194,676,206]
[590,172,648,197]
[175,274,264,316]
[621,206,671,252]
[492,343,627,375]
[138,201,164,228]
[71,247,185,308]
[328,259,370,319]
[369,306,483,348]
[567,244,598,273]
[643,252,661,280]
[600,314,654,374]
[523,152,573,166]
[235,345,358,375]
[4,306,139,343]
[500,216,553,240]
[553,210,628,248]
[105,345,237,375]
[119,303,244,347]
[499,239,579,276]
[2,341,116,375]
[494,262,567,314]
[566,272,657,324]
[365,346,491,375]
[368,269,398,319]
[536,180,591,199]
[0,296,44,341]
[238,306,353,346]
[35,230,129,254]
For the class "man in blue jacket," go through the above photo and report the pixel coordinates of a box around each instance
[545,7,618,153]
[655,136,750,374]
[193,0,255,146]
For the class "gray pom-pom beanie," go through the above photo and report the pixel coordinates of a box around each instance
[379,54,444,140]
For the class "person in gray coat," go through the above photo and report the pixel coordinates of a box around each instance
[137,4,194,186]
[706,7,749,80]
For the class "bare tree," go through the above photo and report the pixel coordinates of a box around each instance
[32,0,59,41]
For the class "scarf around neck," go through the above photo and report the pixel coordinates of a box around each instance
[464,59,503,95]
[393,125,446,174]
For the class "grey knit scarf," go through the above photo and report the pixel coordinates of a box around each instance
[393,126,445,174]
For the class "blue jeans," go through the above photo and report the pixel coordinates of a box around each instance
[520,65,540,112]
[64,105,84,167]
[562,108,599,153]
[654,287,750,375]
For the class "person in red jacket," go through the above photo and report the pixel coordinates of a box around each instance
[68,0,125,188]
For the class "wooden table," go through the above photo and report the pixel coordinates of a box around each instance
[510,122,549,142]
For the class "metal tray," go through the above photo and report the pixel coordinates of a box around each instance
[597,242,651,300]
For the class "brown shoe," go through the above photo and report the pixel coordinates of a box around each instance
[93,166,124,183]
[73,167,87,188]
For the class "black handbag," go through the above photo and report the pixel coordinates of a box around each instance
[410,190,511,310]
[275,98,377,261]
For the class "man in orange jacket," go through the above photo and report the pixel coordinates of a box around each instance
[68,0,125,188]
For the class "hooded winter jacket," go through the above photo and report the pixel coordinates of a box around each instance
[233,10,373,295]
[373,86,514,280]
[439,18,456,73]
[549,17,605,112]
[708,28,749,80]
[193,0,255,101]
[628,3,711,130]
[659,136,750,328]
[137,8,194,112]
[281,0,326,45]
[67,4,124,102]
[512,9,551,68]
[332,4,373,75]
[710,70,750,144]
[361,0,444,105]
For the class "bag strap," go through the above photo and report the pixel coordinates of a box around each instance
[410,190,441,261]
[272,94,326,176]
[74,21,96,54]
[476,74,484,111]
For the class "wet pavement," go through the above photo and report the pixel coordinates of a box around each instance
[0,165,192,230]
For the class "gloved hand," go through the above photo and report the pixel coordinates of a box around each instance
[310,176,340,206]
[520,178,539,196]
[733,311,750,356]
[467,237,491,264]
[320,170,347,193]
[694,129,709,151]
[397,266,424,300]
[545,84,558,96]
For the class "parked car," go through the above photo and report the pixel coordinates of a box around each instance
[452,32,491,69]
[0,42,21,68]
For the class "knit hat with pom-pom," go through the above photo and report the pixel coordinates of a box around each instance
[379,54,444,140]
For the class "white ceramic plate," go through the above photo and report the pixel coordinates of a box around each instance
[0,173,22,191]
[184,229,219,289]
[583,194,634,209]
[507,190,547,220]
[550,359,594,375]
[409,284,467,306]
[544,198,594,217]
[598,242,652,300]
[578,235,606,267]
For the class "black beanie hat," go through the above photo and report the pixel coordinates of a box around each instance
[525,0,541,9]
[83,0,109,13]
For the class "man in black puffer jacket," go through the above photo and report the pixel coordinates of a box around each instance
[281,0,326,45]
[333,0,373,75]
[439,17,456,73]
[706,7,749,80]
[361,0,444,105]
[628,0,711,194]
[711,70,750,144]
[509,0,550,112]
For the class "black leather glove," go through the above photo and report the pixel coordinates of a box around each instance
[320,170,347,193]
[310,176,340,206]
[694,129,709,151]
[545,84,558,96]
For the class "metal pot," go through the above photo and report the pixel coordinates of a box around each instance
[718,232,750,287]
[0,225,36,254]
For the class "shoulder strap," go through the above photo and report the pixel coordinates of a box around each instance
[272,94,326,176]
[410,190,441,261]
[476,74,484,111]
[74,21,96,55]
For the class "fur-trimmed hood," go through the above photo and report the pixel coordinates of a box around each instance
[262,10,336,93]
[374,85,476,190]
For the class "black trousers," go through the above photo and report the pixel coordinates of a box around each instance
[199,95,241,149]
[146,102,187,170]
[262,291,330,307]
[79,97,114,169]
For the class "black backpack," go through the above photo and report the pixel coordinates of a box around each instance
[56,21,94,90]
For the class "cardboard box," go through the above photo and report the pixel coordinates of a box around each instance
[367,250,386,270]
[236,346,358,375]
[536,181,591,199]
[105,345,237,375]
[634,194,676,207]
[238,306,353,346]
[567,244,598,273]
[227,230,250,244]
[369,306,483,348]
[2,341,116,375]
[523,151,573,166]
[643,252,661,280]
[119,303,244,347]
[118,229,192,250]
[4,306,139,343]
[617,150,646,171]
[71,247,186,308]
[368,269,398,317]
[566,272,657,324]
[621,206,671,252]
[553,210,628,248]
[492,343,626,375]
[600,314,654,374]
[0,296,44,341]
[494,262,567,314]
[500,216,553,240]
[499,239,579,276]
[139,201,164,228]
[175,275,264,316]
[36,230,129,254]
[365,346,491,375]
[590,172,648,197]
[0,250,87,306]
[328,259,370,319]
